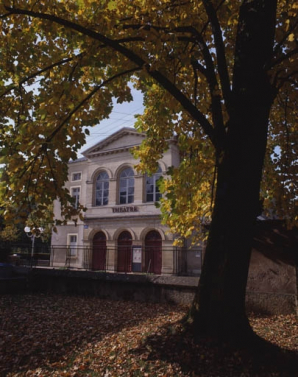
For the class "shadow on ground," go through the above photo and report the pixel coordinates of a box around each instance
[131,319,298,376]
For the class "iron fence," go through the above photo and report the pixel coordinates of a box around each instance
[1,243,51,267]
[1,242,202,275]
[51,245,202,276]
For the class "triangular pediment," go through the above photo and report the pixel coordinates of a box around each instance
[82,127,145,158]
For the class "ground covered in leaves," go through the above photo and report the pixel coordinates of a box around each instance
[0,294,297,376]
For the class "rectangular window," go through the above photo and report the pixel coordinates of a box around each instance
[95,176,109,206]
[72,172,82,181]
[68,234,77,256]
[119,168,134,204]
[71,187,80,209]
[146,175,162,202]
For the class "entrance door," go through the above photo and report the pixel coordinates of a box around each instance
[145,230,162,274]
[117,231,132,272]
[92,232,107,270]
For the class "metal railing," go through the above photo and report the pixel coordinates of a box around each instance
[1,242,202,275]
[51,245,202,276]
[1,243,51,267]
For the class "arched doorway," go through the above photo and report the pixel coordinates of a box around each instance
[117,231,132,272]
[92,231,106,270]
[145,230,162,274]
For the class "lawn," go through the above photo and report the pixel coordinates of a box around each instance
[0,294,297,376]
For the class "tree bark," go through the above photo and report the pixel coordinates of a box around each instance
[191,0,278,342]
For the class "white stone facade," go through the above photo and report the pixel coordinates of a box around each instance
[51,127,180,274]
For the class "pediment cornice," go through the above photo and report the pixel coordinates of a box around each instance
[82,127,145,159]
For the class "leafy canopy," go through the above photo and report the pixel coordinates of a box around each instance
[0,0,297,241]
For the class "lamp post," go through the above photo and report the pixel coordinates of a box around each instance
[24,227,44,266]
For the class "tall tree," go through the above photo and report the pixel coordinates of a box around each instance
[0,0,297,342]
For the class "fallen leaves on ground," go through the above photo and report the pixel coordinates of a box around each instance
[0,294,297,376]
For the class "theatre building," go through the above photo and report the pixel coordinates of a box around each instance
[50,127,193,275]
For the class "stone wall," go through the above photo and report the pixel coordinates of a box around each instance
[246,248,297,315]
[10,267,297,315]
[246,291,297,315]
[25,269,197,306]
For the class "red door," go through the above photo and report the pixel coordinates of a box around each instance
[92,232,106,270]
[145,230,162,274]
[117,231,132,272]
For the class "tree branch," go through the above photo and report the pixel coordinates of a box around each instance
[268,47,298,70]
[122,21,226,148]
[0,55,80,98]
[192,61,199,107]
[276,70,298,90]
[16,66,141,187]
[0,12,13,19]
[46,66,141,143]
[272,18,298,60]
[4,5,216,148]
[183,26,226,147]
[45,149,59,191]
[202,0,232,113]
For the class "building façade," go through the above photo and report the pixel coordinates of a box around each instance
[50,127,191,275]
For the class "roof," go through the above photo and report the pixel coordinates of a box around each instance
[69,157,88,164]
[81,127,145,159]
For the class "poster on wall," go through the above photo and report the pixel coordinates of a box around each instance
[132,246,142,272]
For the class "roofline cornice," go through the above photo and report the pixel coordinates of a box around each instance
[82,127,145,158]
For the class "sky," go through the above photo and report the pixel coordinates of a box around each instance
[78,88,144,157]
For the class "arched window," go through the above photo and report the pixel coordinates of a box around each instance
[119,167,134,204]
[95,171,109,206]
[146,165,162,202]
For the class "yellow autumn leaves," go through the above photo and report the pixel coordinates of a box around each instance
[0,0,297,239]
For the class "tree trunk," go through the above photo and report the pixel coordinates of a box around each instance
[191,0,277,342]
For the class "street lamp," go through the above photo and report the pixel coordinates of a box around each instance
[24,227,44,265]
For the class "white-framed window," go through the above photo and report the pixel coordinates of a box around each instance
[71,172,82,181]
[119,167,134,204]
[146,165,162,202]
[71,186,80,209]
[95,171,109,206]
[68,234,78,256]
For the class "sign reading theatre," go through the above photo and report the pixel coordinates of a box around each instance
[112,206,138,213]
